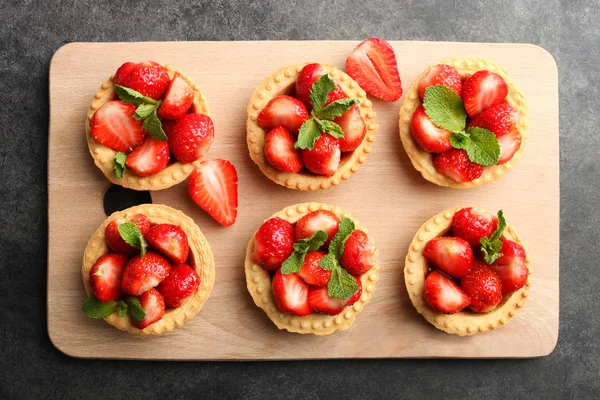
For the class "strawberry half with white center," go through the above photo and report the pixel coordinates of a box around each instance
[264,126,303,173]
[307,285,346,315]
[451,207,499,248]
[90,100,145,153]
[169,113,215,163]
[145,224,190,264]
[460,261,503,313]
[116,61,171,101]
[461,70,508,118]
[497,127,522,164]
[257,95,309,134]
[295,63,346,111]
[89,253,128,302]
[340,230,376,275]
[334,104,366,152]
[433,148,484,183]
[411,105,452,153]
[133,288,165,329]
[490,239,529,294]
[295,209,340,246]
[418,64,462,100]
[468,103,519,138]
[346,37,403,102]
[156,264,200,308]
[424,270,471,314]
[188,159,238,226]
[252,217,295,271]
[272,270,311,316]
[105,213,151,254]
[124,137,170,177]
[121,251,171,296]
[301,134,341,177]
[423,237,474,278]
[157,73,195,120]
[297,251,331,286]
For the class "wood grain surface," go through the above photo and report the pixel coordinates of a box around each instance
[47,41,559,359]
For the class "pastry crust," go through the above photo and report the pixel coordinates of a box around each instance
[404,206,531,336]
[82,204,215,335]
[246,64,378,191]
[85,65,211,191]
[398,58,529,188]
[245,202,380,335]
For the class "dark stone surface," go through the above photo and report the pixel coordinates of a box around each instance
[0,0,597,398]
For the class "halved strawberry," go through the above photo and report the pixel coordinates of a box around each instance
[295,209,340,247]
[169,113,215,163]
[490,239,529,294]
[133,288,165,329]
[460,261,503,313]
[157,73,195,120]
[272,270,311,316]
[301,134,341,177]
[257,95,309,134]
[89,253,128,302]
[468,103,519,138]
[156,264,200,308]
[264,126,303,173]
[461,70,508,118]
[124,137,170,177]
[411,105,452,153]
[340,230,376,275]
[252,218,295,271]
[188,159,238,226]
[346,38,403,101]
[418,64,462,100]
[121,251,171,296]
[424,270,471,314]
[295,63,346,111]
[345,276,363,306]
[451,207,499,248]
[334,104,366,152]
[423,237,474,278]
[497,127,522,164]
[89,100,145,153]
[105,213,151,254]
[119,61,170,101]
[433,149,484,183]
[307,285,346,315]
[145,224,190,264]
[298,251,331,286]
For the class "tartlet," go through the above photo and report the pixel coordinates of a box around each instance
[399,58,529,188]
[85,65,211,191]
[82,204,215,335]
[246,63,378,191]
[245,202,380,335]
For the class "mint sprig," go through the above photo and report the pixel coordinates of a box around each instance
[125,296,146,322]
[114,151,127,179]
[280,230,328,274]
[82,297,127,319]
[450,127,500,167]
[114,84,167,141]
[480,210,507,264]
[117,222,147,257]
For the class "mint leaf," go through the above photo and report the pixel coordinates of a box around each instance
[295,118,322,150]
[133,103,158,120]
[480,210,507,264]
[318,253,338,271]
[281,251,306,274]
[315,118,345,139]
[301,230,328,251]
[328,265,359,300]
[314,98,360,120]
[281,230,328,274]
[142,111,168,141]
[113,151,127,179]
[423,85,467,133]
[309,74,336,111]
[114,84,157,106]
[82,297,127,319]
[449,132,470,149]
[463,127,500,166]
[125,296,146,322]
[117,222,147,257]
[328,217,355,259]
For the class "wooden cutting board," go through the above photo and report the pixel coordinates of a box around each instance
[47,41,559,359]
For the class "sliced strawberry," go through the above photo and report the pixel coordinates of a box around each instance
[188,159,238,226]
[346,38,402,101]
[345,276,363,306]
[418,64,462,100]
[497,127,522,164]
[460,261,503,313]
[295,63,346,111]
[468,103,519,138]
[334,104,366,152]
[490,239,529,294]
[252,217,295,271]
[264,126,303,173]
[145,224,190,264]
[433,149,484,183]
[119,61,170,101]
[461,70,508,118]
[121,251,171,296]
[257,95,309,134]
[411,105,452,153]
[105,213,151,254]
[157,74,195,120]
[298,251,331,286]
[451,207,499,248]
[423,237,474,278]
[124,137,170,177]
[113,62,136,86]
[295,209,340,247]
[89,253,128,302]
[340,230,376,275]
[307,285,346,315]
[156,264,200,308]
[301,134,341,177]
[424,270,471,314]
[169,113,215,163]
[133,288,165,329]
[272,270,311,316]
[90,100,145,153]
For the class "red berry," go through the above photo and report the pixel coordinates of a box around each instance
[90,100,145,153]
[411,105,452,153]
[264,126,303,173]
[89,253,128,302]
[490,239,529,294]
[119,61,170,101]
[133,288,165,329]
[125,136,170,177]
[418,64,462,100]
[460,261,503,313]
[257,95,309,134]
[295,63,346,111]
[157,73,195,120]
[156,264,200,308]
[468,103,519,138]
[433,149,484,183]
[461,70,508,118]
[424,270,471,314]
[301,134,341,177]
[121,252,171,296]
[145,224,190,264]
[297,251,331,286]
[113,62,136,86]
[451,207,499,248]
[252,217,295,271]
[294,210,340,247]
[497,127,522,164]
[334,104,366,152]
[423,237,474,278]
[340,230,376,275]
[169,113,215,163]
[105,213,151,255]
[272,270,311,316]
[307,285,346,315]
[345,276,363,306]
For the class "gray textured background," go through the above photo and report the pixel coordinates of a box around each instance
[1,0,598,398]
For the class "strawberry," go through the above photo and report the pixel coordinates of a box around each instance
[272,270,311,316]
[295,63,346,111]
[461,70,508,118]
[118,61,170,101]
[301,134,341,177]
[460,261,503,313]
[497,127,522,164]
[340,230,376,275]
[124,137,170,177]
[264,126,303,173]
[433,149,484,183]
[252,217,295,271]
[423,270,471,314]
[89,100,145,153]
[411,105,452,153]
[490,239,529,294]
[89,253,128,302]
[133,288,165,329]
[188,159,238,226]
[257,95,309,134]
[121,251,171,296]
[417,64,462,100]
[295,209,340,247]
[451,207,499,248]
[169,113,215,163]
[423,237,474,278]
[145,224,190,264]
[307,285,346,315]
[346,37,403,102]
[468,103,519,138]
[345,276,363,306]
[334,104,366,152]
[105,213,151,254]
[157,73,195,120]
[156,264,200,308]
[297,251,331,286]
[113,62,136,86]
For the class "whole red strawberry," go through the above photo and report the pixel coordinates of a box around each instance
[424,270,471,314]
[121,251,171,296]
[252,217,295,271]
[145,224,190,264]
[156,264,200,308]
[460,261,503,313]
[340,230,376,275]
[418,64,462,100]
[433,149,484,183]
[296,63,346,111]
[298,251,331,286]
[295,209,340,247]
[491,239,529,294]
[133,288,165,329]
[423,237,474,278]
[451,207,499,248]
[116,61,170,101]
[105,213,151,254]
[89,253,128,302]
[169,113,215,163]
[301,134,341,177]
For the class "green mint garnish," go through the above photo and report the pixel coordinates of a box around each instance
[450,127,500,167]
[280,230,328,274]
[117,222,147,257]
[125,296,146,322]
[82,297,127,319]
[133,103,159,120]
[114,84,167,141]
[141,110,168,141]
[313,98,360,121]
[480,210,507,264]
[295,119,322,150]
[327,266,359,300]
[309,74,336,111]
[114,84,157,106]
[113,151,127,179]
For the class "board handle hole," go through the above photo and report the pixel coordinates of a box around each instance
[103,185,152,216]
